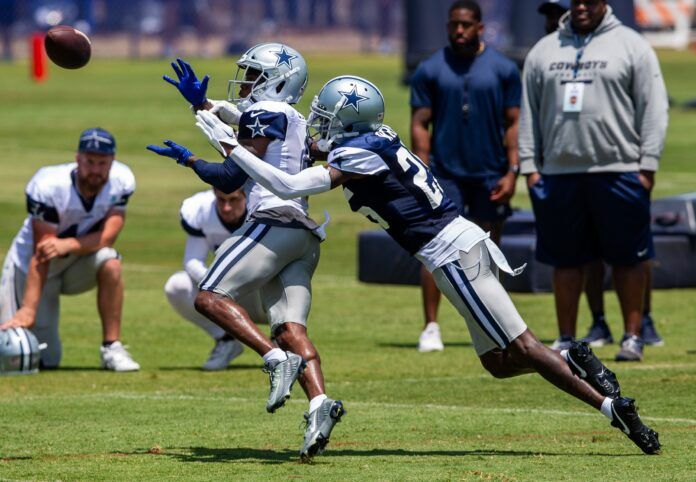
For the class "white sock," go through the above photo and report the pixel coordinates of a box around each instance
[600,397,614,421]
[309,394,328,413]
[262,348,288,365]
[560,349,569,362]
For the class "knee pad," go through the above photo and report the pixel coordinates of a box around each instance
[164,271,195,299]
[94,247,120,268]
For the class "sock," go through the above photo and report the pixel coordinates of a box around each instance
[560,349,570,362]
[309,394,328,413]
[592,312,606,325]
[600,397,614,421]
[102,340,117,347]
[262,348,288,365]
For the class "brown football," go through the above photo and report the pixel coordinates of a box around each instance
[44,25,91,69]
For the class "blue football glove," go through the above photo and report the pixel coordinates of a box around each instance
[163,58,210,106]
[146,140,194,166]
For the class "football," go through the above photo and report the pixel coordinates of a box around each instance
[44,25,91,69]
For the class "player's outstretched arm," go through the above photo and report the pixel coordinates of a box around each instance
[163,58,210,108]
[146,140,248,194]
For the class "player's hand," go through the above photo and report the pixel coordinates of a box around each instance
[526,172,542,189]
[36,237,71,262]
[163,58,210,106]
[195,110,239,157]
[490,172,516,203]
[209,100,242,126]
[0,307,36,330]
[147,140,194,166]
[639,170,655,191]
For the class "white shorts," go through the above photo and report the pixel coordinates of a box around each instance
[432,241,528,356]
[0,247,119,367]
[199,222,319,332]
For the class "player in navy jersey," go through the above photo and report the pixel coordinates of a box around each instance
[150,45,343,461]
[189,75,660,455]
[0,128,140,372]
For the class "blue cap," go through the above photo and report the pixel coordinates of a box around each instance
[78,127,116,154]
[538,0,570,14]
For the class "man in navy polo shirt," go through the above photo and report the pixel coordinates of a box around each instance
[410,0,521,352]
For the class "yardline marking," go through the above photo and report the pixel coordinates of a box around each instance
[6,391,695,426]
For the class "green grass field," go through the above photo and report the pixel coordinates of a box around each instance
[0,51,695,481]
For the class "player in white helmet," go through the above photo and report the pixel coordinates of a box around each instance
[150,44,344,461]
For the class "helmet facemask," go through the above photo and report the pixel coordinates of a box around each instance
[308,95,362,152]
[228,62,305,112]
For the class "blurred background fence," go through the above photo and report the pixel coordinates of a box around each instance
[1,1,696,67]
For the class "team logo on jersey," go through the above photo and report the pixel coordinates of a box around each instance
[273,47,296,68]
[338,85,368,113]
[247,117,269,137]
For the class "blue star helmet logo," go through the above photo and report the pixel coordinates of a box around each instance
[273,47,297,68]
[247,116,269,137]
[338,85,369,113]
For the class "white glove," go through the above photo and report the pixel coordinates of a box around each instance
[195,110,239,157]
[209,99,242,126]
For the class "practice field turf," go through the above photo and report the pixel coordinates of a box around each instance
[1,52,695,481]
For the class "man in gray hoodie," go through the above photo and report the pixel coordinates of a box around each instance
[518,0,668,361]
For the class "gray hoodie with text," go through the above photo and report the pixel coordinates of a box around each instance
[518,7,668,175]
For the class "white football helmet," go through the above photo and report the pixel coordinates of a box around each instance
[307,75,385,151]
[227,42,308,112]
[0,328,41,375]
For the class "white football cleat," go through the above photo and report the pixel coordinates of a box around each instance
[202,338,244,371]
[418,322,444,352]
[100,341,140,372]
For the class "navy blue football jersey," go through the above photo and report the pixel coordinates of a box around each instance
[327,125,458,254]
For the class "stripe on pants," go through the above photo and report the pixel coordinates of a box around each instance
[200,223,272,291]
[442,262,509,349]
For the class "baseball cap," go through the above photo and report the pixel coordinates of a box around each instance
[538,0,570,14]
[78,127,116,154]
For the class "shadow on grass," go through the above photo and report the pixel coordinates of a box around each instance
[126,446,638,464]
[379,342,473,349]
[157,364,261,372]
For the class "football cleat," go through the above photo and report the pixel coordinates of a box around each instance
[300,398,346,462]
[579,319,614,347]
[615,334,644,362]
[610,397,661,455]
[418,322,444,352]
[641,314,664,346]
[550,335,575,351]
[566,342,621,398]
[202,338,244,371]
[263,352,306,413]
[100,341,140,372]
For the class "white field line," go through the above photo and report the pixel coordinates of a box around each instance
[7,391,695,426]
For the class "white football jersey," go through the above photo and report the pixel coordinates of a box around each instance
[8,161,135,275]
[237,100,309,217]
[179,190,245,251]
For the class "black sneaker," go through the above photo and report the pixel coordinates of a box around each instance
[610,397,661,455]
[641,314,664,346]
[615,334,644,362]
[567,342,621,398]
[579,319,614,347]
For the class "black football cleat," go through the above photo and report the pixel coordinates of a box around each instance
[611,397,661,455]
[566,341,621,398]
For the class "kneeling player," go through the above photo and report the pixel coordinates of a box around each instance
[191,76,660,455]
[0,128,140,372]
[165,188,267,370]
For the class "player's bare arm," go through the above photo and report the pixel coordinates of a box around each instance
[410,106,432,166]
[37,210,125,263]
[490,106,520,203]
[0,219,56,329]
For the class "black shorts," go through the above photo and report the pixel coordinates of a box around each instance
[436,175,512,223]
